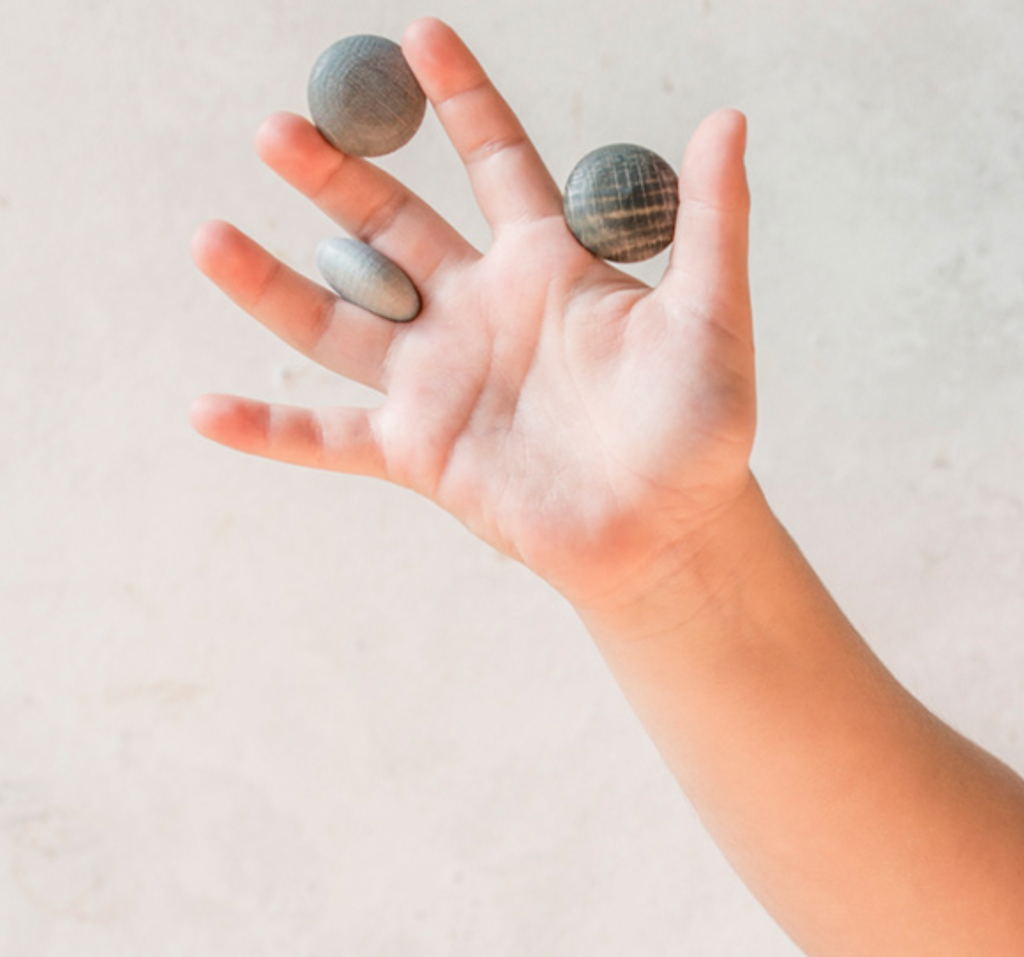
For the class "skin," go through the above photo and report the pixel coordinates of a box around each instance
[191,18,1024,956]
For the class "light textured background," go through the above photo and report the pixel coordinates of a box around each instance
[3,2,1023,955]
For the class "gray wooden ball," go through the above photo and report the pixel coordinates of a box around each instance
[308,35,426,157]
[563,144,680,263]
[316,237,421,322]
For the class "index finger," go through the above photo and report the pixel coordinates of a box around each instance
[401,18,564,233]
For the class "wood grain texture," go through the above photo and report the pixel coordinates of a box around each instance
[563,144,679,263]
[316,237,421,322]
[307,35,426,157]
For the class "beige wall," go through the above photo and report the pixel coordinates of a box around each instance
[2,2,1023,954]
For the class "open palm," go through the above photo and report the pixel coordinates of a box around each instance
[191,18,756,608]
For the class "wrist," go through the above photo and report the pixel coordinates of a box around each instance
[570,474,782,648]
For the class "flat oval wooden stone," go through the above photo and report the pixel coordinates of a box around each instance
[308,35,426,157]
[316,237,421,322]
[563,144,680,263]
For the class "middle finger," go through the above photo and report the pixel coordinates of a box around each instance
[255,111,476,281]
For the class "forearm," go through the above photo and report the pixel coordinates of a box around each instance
[578,477,1024,957]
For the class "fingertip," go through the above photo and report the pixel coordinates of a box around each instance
[255,110,318,166]
[688,109,748,158]
[704,108,747,148]
[401,16,478,98]
[189,394,270,453]
[401,16,454,57]
[189,392,233,439]
[190,220,257,289]
[712,109,748,185]
[191,219,233,273]
[681,108,751,214]
[660,109,752,327]
[193,218,239,245]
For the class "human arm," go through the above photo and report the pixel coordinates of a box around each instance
[584,479,1024,956]
[190,18,1024,955]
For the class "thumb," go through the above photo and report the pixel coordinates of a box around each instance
[659,109,752,338]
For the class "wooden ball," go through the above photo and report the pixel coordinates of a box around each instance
[563,144,679,263]
[316,237,421,322]
[308,35,426,157]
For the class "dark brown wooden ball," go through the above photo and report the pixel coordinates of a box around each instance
[308,35,426,157]
[563,144,680,263]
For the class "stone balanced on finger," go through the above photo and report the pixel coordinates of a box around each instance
[308,35,425,320]
[563,144,680,263]
[316,238,421,323]
[308,34,427,158]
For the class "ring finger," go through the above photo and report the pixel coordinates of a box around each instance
[192,220,401,392]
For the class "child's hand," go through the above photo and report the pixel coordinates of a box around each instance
[191,23,1024,952]
[190,17,755,612]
